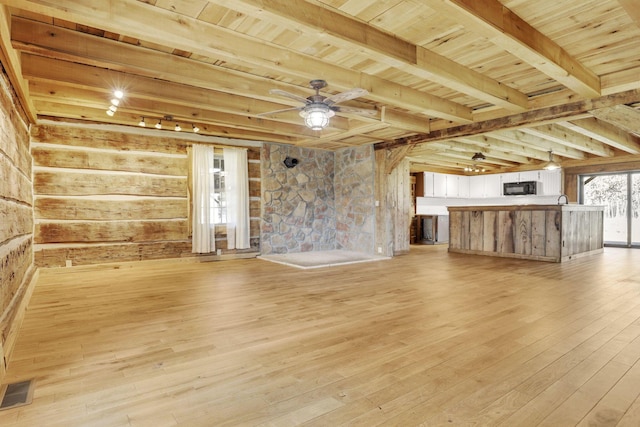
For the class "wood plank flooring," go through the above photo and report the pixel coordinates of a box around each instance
[2,245,640,426]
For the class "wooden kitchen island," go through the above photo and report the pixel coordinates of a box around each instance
[448,204,604,262]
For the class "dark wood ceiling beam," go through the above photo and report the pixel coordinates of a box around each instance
[429,0,601,98]
[376,89,640,149]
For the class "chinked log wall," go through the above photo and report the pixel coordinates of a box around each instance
[0,70,36,379]
[32,124,261,267]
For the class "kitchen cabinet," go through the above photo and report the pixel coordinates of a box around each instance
[485,174,502,197]
[446,174,459,197]
[448,204,604,262]
[469,175,485,197]
[539,169,562,195]
[434,173,447,197]
[423,172,434,197]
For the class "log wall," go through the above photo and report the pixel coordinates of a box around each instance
[0,68,36,380]
[32,124,261,267]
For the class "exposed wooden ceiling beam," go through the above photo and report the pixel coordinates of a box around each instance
[487,130,586,160]
[561,118,640,155]
[521,125,615,158]
[429,0,601,98]
[454,135,550,162]
[589,105,640,136]
[618,0,640,29]
[377,89,640,149]
[5,1,473,123]
[0,5,35,122]
[213,0,529,111]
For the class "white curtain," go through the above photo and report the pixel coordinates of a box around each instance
[192,144,215,253]
[224,147,250,249]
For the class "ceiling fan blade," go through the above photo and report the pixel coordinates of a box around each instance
[257,107,302,116]
[324,88,369,105]
[333,105,378,117]
[269,89,311,105]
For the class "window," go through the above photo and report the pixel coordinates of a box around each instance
[210,151,226,224]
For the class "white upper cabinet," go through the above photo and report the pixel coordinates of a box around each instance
[419,169,561,199]
[518,170,540,182]
[539,169,562,195]
[433,173,447,197]
[458,175,470,198]
[469,175,485,197]
[423,172,435,197]
[485,174,502,197]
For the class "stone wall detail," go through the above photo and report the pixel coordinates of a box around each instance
[261,144,336,254]
[261,143,376,255]
[335,145,375,253]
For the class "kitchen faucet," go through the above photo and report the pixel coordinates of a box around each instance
[557,194,569,205]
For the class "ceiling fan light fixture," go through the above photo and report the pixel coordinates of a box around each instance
[300,103,334,131]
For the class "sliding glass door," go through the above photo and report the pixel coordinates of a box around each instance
[581,172,640,247]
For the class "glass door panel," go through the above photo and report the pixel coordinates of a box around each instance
[583,174,628,245]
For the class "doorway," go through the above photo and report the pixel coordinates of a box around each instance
[580,172,640,247]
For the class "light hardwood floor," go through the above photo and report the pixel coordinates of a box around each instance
[2,245,640,426]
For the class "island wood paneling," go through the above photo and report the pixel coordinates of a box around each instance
[0,70,36,383]
[448,205,604,262]
[32,124,261,267]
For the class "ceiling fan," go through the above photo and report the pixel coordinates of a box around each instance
[260,79,376,130]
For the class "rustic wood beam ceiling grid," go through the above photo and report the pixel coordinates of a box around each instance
[0,0,639,173]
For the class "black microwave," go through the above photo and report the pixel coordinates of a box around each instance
[503,181,537,196]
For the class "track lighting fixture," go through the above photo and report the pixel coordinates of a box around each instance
[192,124,200,133]
[106,109,115,116]
[155,120,162,130]
[138,117,146,127]
[175,123,181,132]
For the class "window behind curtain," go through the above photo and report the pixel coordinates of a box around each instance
[210,152,227,224]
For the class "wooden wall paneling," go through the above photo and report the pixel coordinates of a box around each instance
[449,210,462,250]
[34,197,188,220]
[482,210,497,252]
[513,210,532,256]
[0,68,34,383]
[469,210,483,251]
[545,210,561,259]
[460,210,470,250]
[33,242,192,268]
[531,210,547,257]
[497,211,515,254]
[31,125,189,155]
[374,149,393,257]
[0,154,32,204]
[31,146,188,176]
[393,157,411,254]
[0,200,32,243]
[35,220,188,244]
[33,171,187,197]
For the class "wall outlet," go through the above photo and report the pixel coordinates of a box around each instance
[375,200,380,207]
[65,260,72,267]
[377,247,382,254]
[216,249,222,256]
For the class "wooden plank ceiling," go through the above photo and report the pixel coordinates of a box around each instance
[0,0,639,174]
